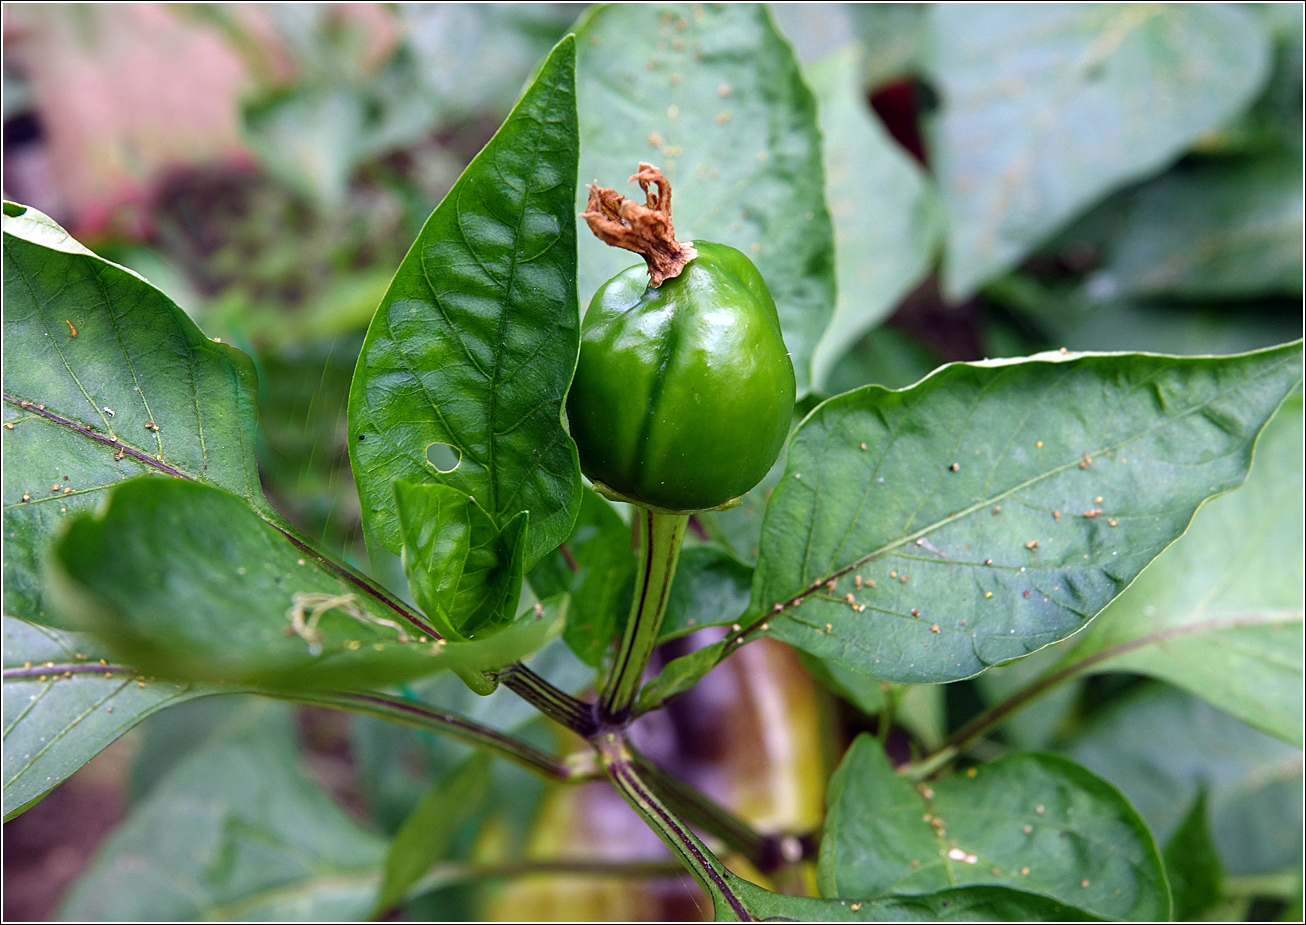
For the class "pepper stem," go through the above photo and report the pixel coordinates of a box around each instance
[582,163,698,287]
[599,507,688,721]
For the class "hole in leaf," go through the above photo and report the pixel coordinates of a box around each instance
[3,202,27,217]
[427,442,461,473]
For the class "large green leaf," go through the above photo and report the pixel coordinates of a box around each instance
[2,203,265,628]
[804,44,942,390]
[49,478,557,691]
[927,3,1272,298]
[58,701,386,921]
[753,344,1302,684]
[2,616,217,820]
[348,36,582,571]
[1068,684,1303,878]
[575,3,835,396]
[819,735,1169,920]
[1050,393,1303,744]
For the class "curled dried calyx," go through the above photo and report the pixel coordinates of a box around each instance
[581,162,698,287]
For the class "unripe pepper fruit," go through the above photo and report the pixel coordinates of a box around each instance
[567,164,795,513]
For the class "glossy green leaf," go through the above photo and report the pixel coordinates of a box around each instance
[819,735,1169,920]
[575,3,835,396]
[1053,393,1303,744]
[58,701,386,921]
[1163,791,1223,920]
[396,480,527,642]
[754,344,1303,684]
[349,36,582,571]
[1,615,217,820]
[2,204,265,629]
[729,876,1099,922]
[1069,684,1302,877]
[374,753,492,914]
[927,3,1272,298]
[49,478,558,691]
[806,44,942,391]
[529,490,633,666]
[1083,152,1303,300]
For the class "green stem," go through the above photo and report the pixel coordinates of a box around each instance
[497,661,598,736]
[600,508,688,721]
[632,750,806,874]
[598,737,754,921]
[285,689,600,783]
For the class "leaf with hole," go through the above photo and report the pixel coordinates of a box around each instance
[348,36,582,572]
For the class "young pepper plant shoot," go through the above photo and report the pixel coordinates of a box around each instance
[3,5,1303,922]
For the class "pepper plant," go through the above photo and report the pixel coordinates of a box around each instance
[4,5,1303,922]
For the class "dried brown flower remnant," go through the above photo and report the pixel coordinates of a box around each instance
[581,163,698,286]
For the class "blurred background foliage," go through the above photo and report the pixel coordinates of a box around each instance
[3,3,1301,921]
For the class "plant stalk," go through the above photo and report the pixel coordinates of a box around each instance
[632,750,808,874]
[497,661,599,736]
[287,689,599,782]
[598,736,754,921]
[600,507,688,722]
